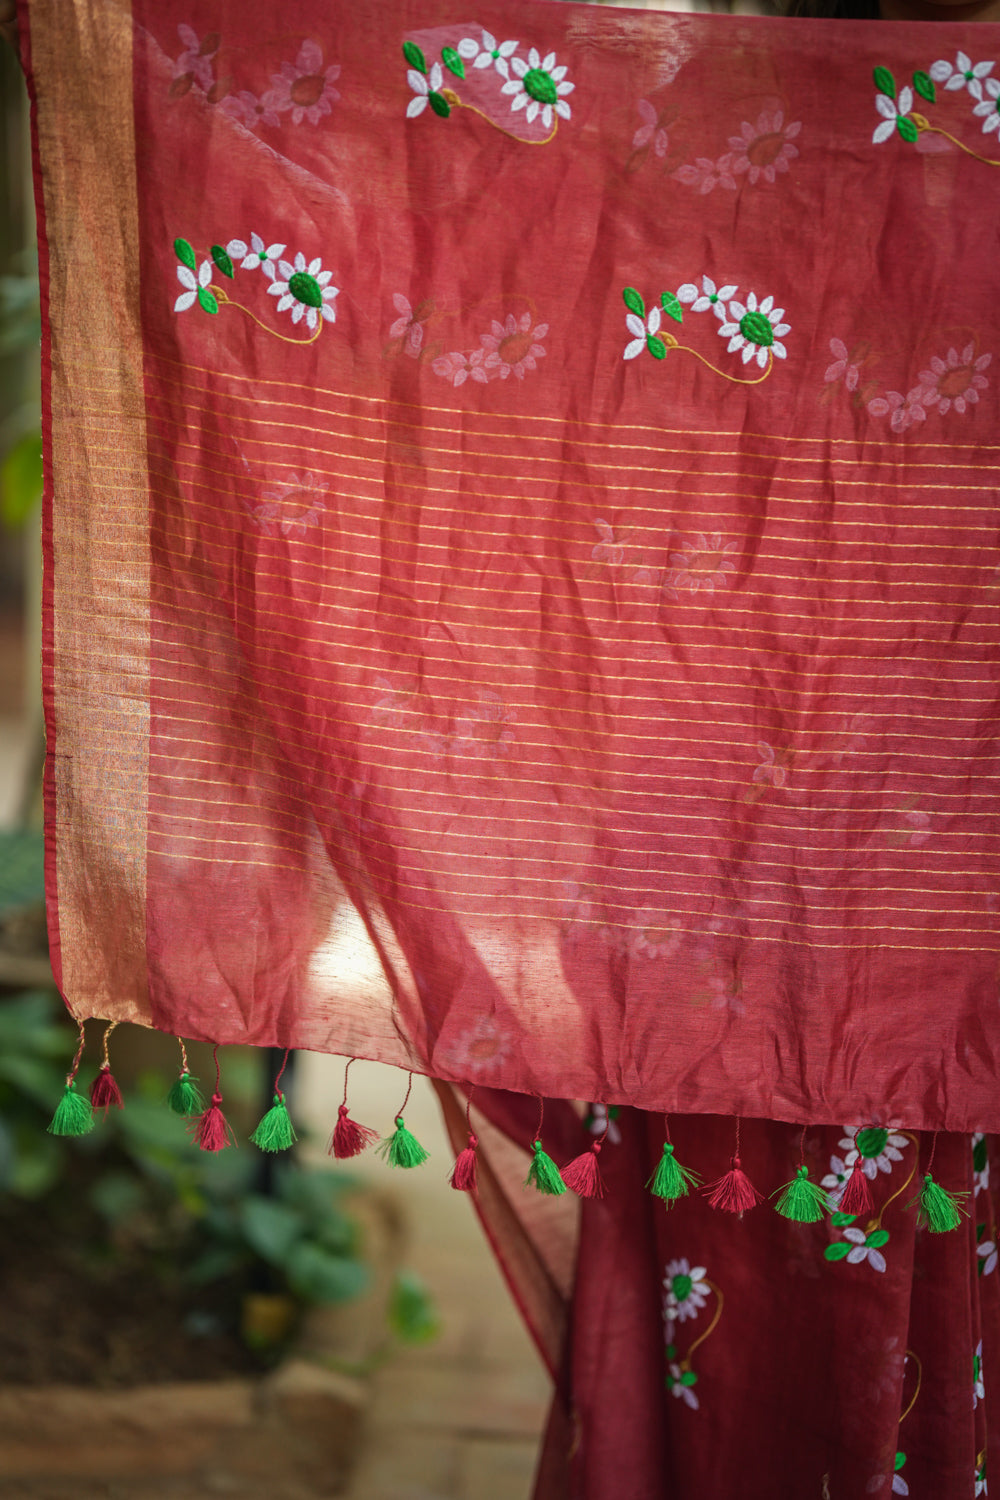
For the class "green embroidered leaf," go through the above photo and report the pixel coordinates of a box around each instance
[978,1221,987,1240]
[442,46,465,79]
[823,1242,852,1261]
[665,1342,677,1360]
[866,1229,890,1248]
[895,1452,906,1472]
[661,291,683,325]
[622,286,645,318]
[197,286,219,315]
[913,69,935,103]
[873,65,895,100]
[830,1211,857,1227]
[896,115,918,143]
[680,1371,697,1386]
[210,244,235,279]
[429,91,451,119]
[646,334,666,360]
[174,237,196,271]
[403,41,427,74]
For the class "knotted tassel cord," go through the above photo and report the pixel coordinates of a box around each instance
[250,1046,298,1152]
[449,1089,479,1193]
[330,1057,380,1159]
[167,1036,205,1117]
[648,1114,701,1205]
[190,1044,236,1152]
[48,1019,95,1136]
[773,1125,830,1223]
[525,1097,566,1195]
[89,1019,124,1114]
[377,1072,429,1168]
[562,1113,608,1199]
[907,1131,968,1232]
[703,1117,764,1213]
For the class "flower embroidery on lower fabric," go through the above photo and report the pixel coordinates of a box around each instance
[267,252,339,329]
[663,1259,710,1324]
[666,1357,700,1409]
[171,233,339,347]
[976,1455,988,1496]
[973,1133,991,1195]
[662,534,738,598]
[826,1221,890,1272]
[840,1125,909,1179]
[584,1102,622,1144]
[978,1232,997,1275]
[402,33,572,143]
[622,284,789,386]
[871,62,1000,164]
[974,1340,985,1408]
[867,1452,911,1495]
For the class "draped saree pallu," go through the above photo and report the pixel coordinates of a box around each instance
[20,0,1000,1493]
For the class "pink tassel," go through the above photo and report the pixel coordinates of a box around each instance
[703,1154,764,1213]
[839,1157,875,1216]
[89,1066,123,1114]
[562,1140,605,1199]
[450,1132,479,1192]
[191,1091,235,1152]
[330,1103,379,1160]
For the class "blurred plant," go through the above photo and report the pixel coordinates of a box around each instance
[0,253,41,529]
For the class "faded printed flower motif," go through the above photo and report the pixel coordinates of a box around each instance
[369,677,413,731]
[633,99,668,156]
[389,294,428,357]
[631,910,683,960]
[916,344,991,415]
[753,742,788,788]
[251,472,326,536]
[432,347,490,387]
[727,110,801,183]
[172,23,218,94]
[825,338,863,391]
[592,519,625,567]
[219,89,285,129]
[867,386,931,434]
[445,1015,512,1076]
[663,534,738,596]
[480,312,548,379]
[902,808,930,845]
[706,972,745,1015]
[268,39,341,125]
[454,692,516,758]
[672,154,737,193]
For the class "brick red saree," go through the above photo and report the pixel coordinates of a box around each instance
[21,0,1000,1492]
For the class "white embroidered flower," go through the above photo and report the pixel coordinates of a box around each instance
[676,276,737,320]
[973,77,1000,133]
[979,1239,997,1276]
[974,1340,985,1407]
[929,52,995,101]
[973,1133,991,1195]
[502,47,573,130]
[976,1460,988,1496]
[717,292,789,368]
[226,233,286,279]
[821,1156,850,1208]
[407,61,444,119]
[267,252,338,329]
[840,1125,908,1179]
[868,1453,910,1495]
[456,30,519,78]
[872,87,914,145]
[666,1362,699,1409]
[586,1102,622,1146]
[663,1259,710,1324]
[174,258,213,313]
[841,1226,888,1273]
[623,304,662,361]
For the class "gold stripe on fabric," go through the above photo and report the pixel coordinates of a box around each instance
[35,0,150,1023]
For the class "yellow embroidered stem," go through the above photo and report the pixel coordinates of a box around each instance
[899,1348,922,1424]
[660,333,774,386]
[911,112,1000,167]
[679,1281,724,1370]
[211,285,324,346]
[871,1131,919,1231]
[440,88,559,147]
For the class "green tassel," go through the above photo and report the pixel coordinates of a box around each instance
[250,1093,298,1153]
[647,1141,702,1204]
[167,1070,205,1118]
[525,1139,567,1196]
[377,1115,429,1169]
[773,1165,830,1223]
[908,1172,968,1233]
[47,1081,95,1137]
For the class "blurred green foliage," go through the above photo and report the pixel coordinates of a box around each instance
[0,259,41,530]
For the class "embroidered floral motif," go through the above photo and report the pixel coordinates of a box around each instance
[584,1102,622,1145]
[974,1339,985,1408]
[717,292,790,369]
[267,39,341,125]
[389,294,431,357]
[916,345,991,414]
[840,1125,908,1179]
[480,313,548,379]
[250,472,327,537]
[267,252,339,329]
[663,534,738,597]
[867,1452,911,1495]
[872,62,1000,164]
[633,99,669,157]
[502,48,573,129]
[973,1133,991,1195]
[976,1457,989,1496]
[622,285,786,384]
[666,1355,700,1409]
[727,110,801,183]
[174,252,216,315]
[663,1258,710,1324]
[930,51,995,101]
[407,60,449,119]
[457,30,519,78]
[873,82,917,144]
[825,1220,890,1272]
[676,276,737,320]
[226,234,286,278]
[973,78,1000,134]
[821,1156,851,1208]
[978,1236,997,1275]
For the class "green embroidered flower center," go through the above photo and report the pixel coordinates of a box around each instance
[856,1127,888,1159]
[288,271,323,309]
[491,47,501,58]
[740,310,773,348]
[672,1273,693,1302]
[965,69,975,80]
[524,67,557,105]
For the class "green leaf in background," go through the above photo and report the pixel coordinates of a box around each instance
[388,1270,441,1344]
[0,429,42,528]
[286,1242,369,1304]
[0,267,41,354]
[240,1195,304,1264]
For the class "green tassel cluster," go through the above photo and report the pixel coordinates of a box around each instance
[167,1070,205,1118]
[647,1141,702,1204]
[909,1172,968,1233]
[250,1093,298,1153]
[48,1082,95,1137]
[773,1165,829,1223]
[525,1139,566,1196]
[377,1115,429,1169]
